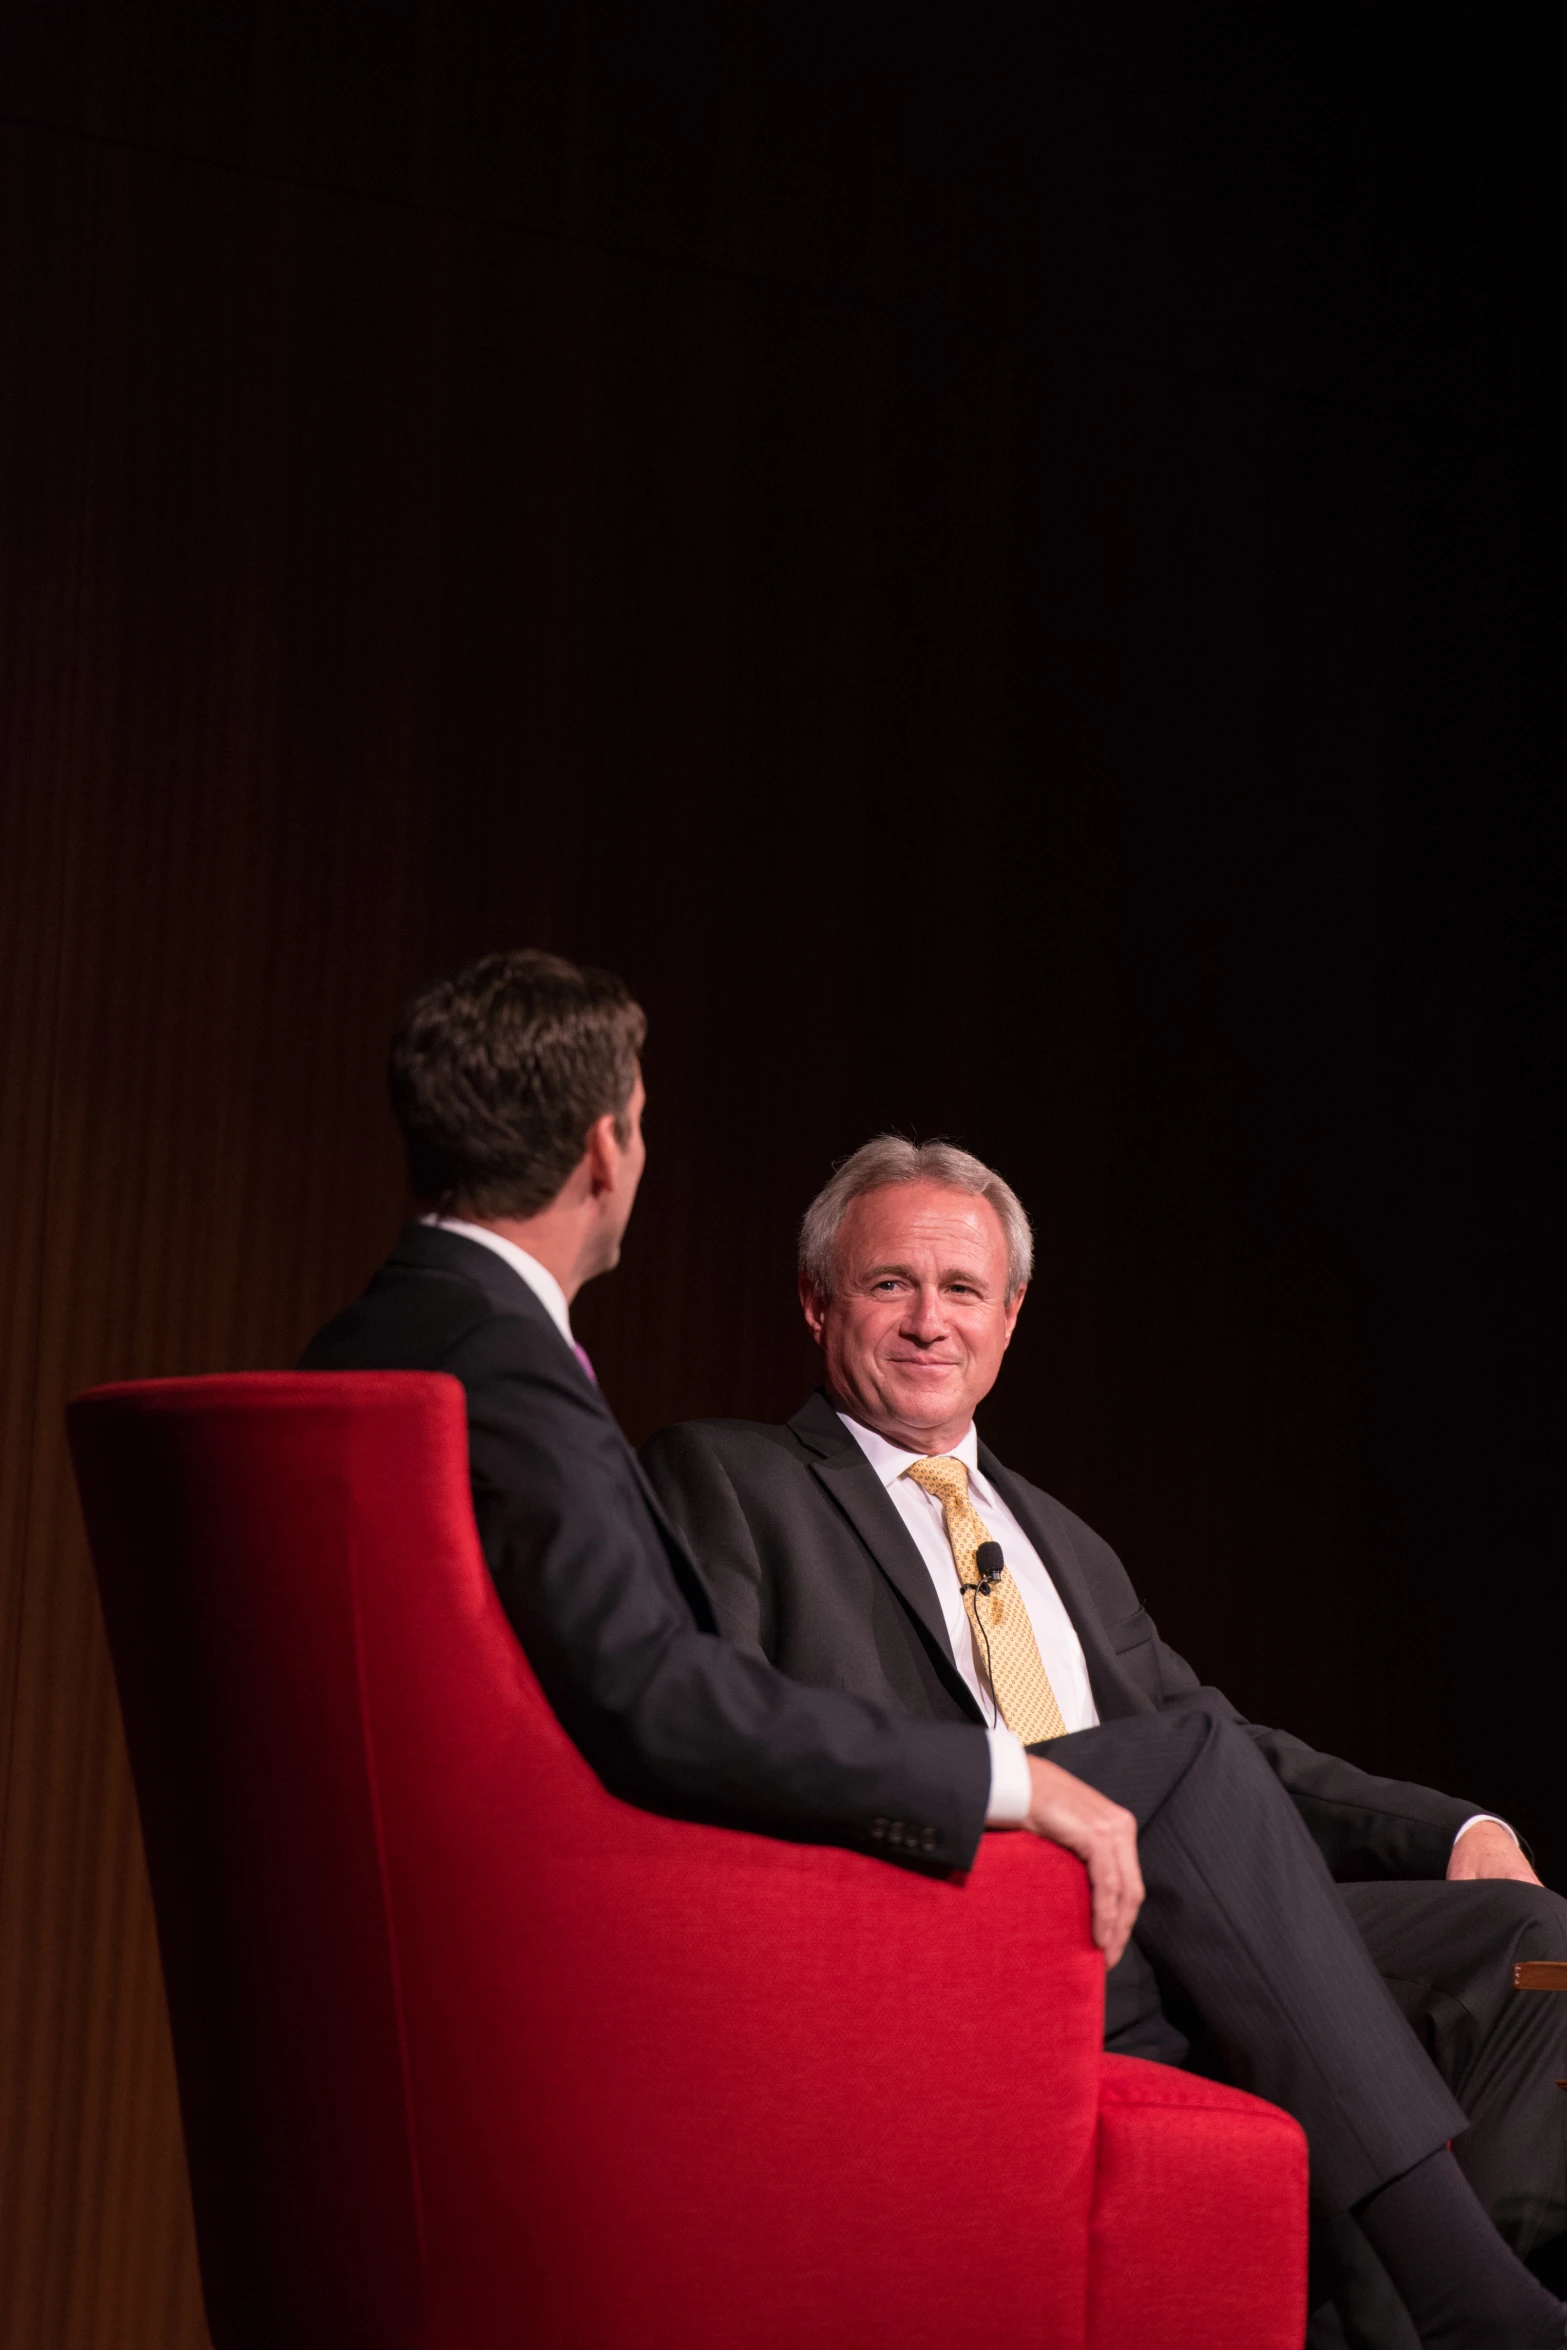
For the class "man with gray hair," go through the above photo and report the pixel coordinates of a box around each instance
[643,1136,1567,2350]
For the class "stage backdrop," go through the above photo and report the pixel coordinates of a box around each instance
[1,7,1559,2343]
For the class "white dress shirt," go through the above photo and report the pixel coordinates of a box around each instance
[836,1413,1096,1825]
[421,1216,575,1347]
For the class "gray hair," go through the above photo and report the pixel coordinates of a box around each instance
[798,1136,1034,1301]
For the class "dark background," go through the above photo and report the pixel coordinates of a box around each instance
[2,8,1560,2341]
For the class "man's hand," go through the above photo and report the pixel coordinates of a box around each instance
[1024,1754,1144,1966]
[1447,1818,1541,1885]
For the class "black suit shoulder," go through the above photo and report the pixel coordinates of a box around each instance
[300,1222,551,1373]
[645,1416,803,1461]
[301,1262,499,1372]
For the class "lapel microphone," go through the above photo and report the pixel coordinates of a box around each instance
[973,1541,1004,1594]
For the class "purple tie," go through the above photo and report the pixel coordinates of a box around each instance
[572,1339,598,1386]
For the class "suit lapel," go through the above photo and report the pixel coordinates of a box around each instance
[977,1448,1153,1721]
[788,1396,983,1724]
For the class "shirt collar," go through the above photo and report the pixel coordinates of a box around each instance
[836,1410,983,1491]
[422,1215,574,1348]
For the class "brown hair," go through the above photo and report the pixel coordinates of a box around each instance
[388,949,646,1218]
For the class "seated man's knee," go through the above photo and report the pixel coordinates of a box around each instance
[1159,1691,1252,1760]
[1508,1881,1567,1961]
[1137,1696,1275,1799]
[1448,1875,1567,1962]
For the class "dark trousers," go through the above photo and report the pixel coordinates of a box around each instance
[1039,1705,1567,2346]
[1309,1881,1567,2350]
[1040,1702,1467,2213]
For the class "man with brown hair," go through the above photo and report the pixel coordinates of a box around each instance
[302,951,1000,1863]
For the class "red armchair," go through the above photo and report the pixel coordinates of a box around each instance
[68,1372,1307,2349]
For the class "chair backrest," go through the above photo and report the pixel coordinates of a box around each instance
[71,1371,1108,2350]
[70,1373,573,2346]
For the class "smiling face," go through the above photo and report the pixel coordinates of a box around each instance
[801,1180,1024,1455]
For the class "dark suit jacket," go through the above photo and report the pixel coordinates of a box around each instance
[299,1227,989,1869]
[641,1391,1479,1882]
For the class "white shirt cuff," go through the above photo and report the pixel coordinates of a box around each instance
[984,1727,1033,1825]
[1454,1813,1517,1848]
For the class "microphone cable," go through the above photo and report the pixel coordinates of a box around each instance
[960,1541,1006,1732]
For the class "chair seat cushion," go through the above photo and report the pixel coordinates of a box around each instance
[1088,2055,1310,2349]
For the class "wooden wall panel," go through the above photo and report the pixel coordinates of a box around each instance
[0,123,543,2350]
[0,126,212,2350]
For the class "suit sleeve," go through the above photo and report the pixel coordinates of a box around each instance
[1042,1495,1480,1879]
[1149,1628,1477,1878]
[453,1322,990,1874]
[1233,1722,1479,1880]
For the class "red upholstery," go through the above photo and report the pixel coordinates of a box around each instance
[69,1372,1308,2349]
[1091,2059,1311,2347]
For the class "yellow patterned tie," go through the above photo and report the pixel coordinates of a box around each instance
[906,1456,1068,1744]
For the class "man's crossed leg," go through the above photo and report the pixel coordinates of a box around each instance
[1031,1702,1567,2350]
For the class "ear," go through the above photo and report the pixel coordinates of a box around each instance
[1001,1280,1027,1346]
[583,1111,620,1196]
[799,1272,828,1349]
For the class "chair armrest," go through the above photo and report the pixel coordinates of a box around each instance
[399,1809,1109,2348]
